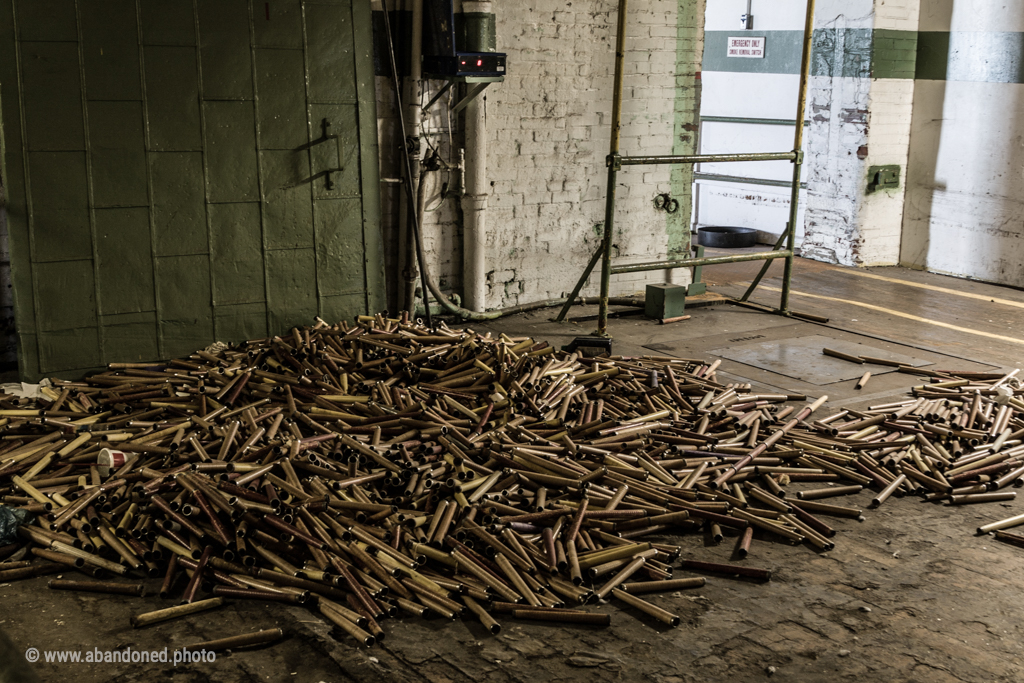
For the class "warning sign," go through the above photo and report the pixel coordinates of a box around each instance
[727,36,765,58]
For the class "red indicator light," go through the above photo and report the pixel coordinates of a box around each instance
[477,59,483,66]
[461,60,466,65]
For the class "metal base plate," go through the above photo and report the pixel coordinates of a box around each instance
[707,334,932,385]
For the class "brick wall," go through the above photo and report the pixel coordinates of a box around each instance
[376,0,705,312]
[802,0,920,268]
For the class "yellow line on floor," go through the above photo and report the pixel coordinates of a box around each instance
[757,286,1024,346]
[835,269,1024,311]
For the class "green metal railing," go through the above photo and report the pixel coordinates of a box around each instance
[555,0,817,334]
[693,172,808,189]
[700,115,809,126]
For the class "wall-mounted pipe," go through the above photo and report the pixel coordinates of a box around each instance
[402,0,426,313]
[461,0,493,311]
[381,0,608,322]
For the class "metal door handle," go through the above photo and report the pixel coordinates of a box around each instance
[298,118,343,189]
[301,168,344,190]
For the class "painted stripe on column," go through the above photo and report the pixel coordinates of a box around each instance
[702,29,872,77]
[704,29,1024,84]
[702,30,805,75]
[917,32,1024,83]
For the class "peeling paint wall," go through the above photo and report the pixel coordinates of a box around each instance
[700,0,919,268]
[900,1,1024,288]
[376,0,705,311]
[802,0,918,268]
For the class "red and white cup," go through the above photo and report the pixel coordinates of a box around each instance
[98,448,136,477]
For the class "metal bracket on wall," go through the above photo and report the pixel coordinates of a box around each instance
[298,118,343,189]
[296,118,339,151]
[303,168,345,190]
[421,76,504,115]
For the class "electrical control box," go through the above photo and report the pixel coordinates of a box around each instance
[423,53,506,77]
[867,165,900,193]
[423,0,506,78]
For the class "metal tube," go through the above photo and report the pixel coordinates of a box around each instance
[701,115,807,126]
[694,172,807,189]
[610,250,793,275]
[611,587,680,626]
[678,559,771,581]
[48,579,145,597]
[555,246,603,323]
[462,594,502,635]
[462,0,493,311]
[597,0,628,336]
[978,512,1024,535]
[181,628,284,653]
[131,597,224,628]
[621,577,704,594]
[512,609,610,626]
[618,151,797,165]
[871,473,907,508]
[780,0,816,314]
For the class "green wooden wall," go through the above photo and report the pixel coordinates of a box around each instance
[0,0,385,380]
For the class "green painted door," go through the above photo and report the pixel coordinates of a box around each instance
[0,0,384,380]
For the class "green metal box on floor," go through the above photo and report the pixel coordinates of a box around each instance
[645,283,687,320]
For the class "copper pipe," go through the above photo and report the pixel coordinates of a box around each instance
[181,628,284,653]
[48,579,146,597]
[511,609,610,626]
[131,597,224,628]
[678,559,771,581]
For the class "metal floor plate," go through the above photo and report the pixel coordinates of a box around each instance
[707,334,933,385]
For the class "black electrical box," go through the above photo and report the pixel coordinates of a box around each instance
[423,53,506,77]
[423,0,506,78]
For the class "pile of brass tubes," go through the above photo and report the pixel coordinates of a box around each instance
[0,313,1022,646]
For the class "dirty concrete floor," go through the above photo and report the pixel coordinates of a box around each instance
[4,257,1024,682]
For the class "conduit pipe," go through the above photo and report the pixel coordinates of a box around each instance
[382,0,622,321]
[401,0,425,313]
[462,0,491,311]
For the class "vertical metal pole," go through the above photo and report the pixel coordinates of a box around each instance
[780,0,815,314]
[597,0,629,336]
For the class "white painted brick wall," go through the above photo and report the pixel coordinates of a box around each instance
[378,0,703,310]
[802,0,920,268]
[873,0,920,31]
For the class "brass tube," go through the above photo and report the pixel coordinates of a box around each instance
[621,577,705,594]
[978,512,1024,535]
[594,556,646,600]
[678,559,771,581]
[737,526,754,558]
[181,628,284,653]
[871,474,907,508]
[611,588,680,626]
[131,597,224,628]
[796,485,863,500]
[48,579,145,597]
[511,609,610,626]
[0,562,65,582]
[462,595,502,634]
[950,492,1016,505]
[318,603,375,646]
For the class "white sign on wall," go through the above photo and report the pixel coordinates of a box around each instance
[727,36,765,58]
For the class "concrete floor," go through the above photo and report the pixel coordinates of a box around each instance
[4,256,1024,682]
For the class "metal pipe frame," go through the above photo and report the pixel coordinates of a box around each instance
[613,151,796,167]
[565,0,816,335]
[694,172,807,190]
[610,250,793,275]
[700,115,809,127]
